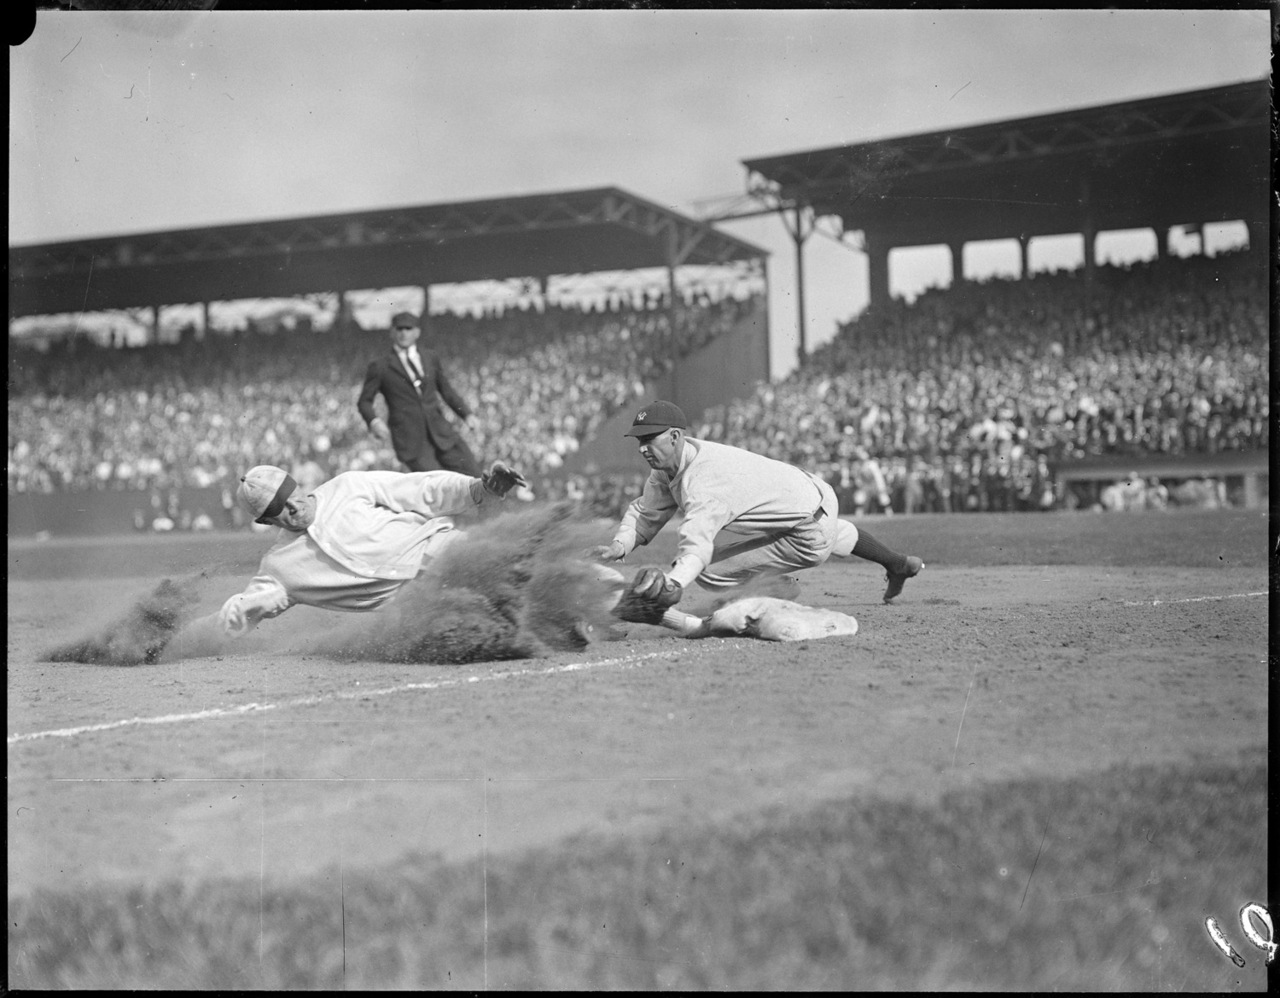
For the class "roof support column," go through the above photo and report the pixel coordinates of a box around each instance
[949,239,966,287]
[1080,174,1096,293]
[665,223,680,403]
[335,290,350,333]
[202,301,212,339]
[1018,235,1030,279]
[782,206,814,367]
[151,305,162,345]
[865,231,890,310]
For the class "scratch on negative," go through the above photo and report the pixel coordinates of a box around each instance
[80,256,95,316]
[951,666,977,767]
[340,865,347,985]
[61,38,82,62]
[950,81,971,100]
[1058,882,1162,901]
[1020,828,1048,910]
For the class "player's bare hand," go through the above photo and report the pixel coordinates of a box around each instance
[588,540,627,562]
[481,461,528,497]
[370,417,391,442]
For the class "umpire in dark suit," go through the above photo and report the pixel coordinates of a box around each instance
[357,311,483,476]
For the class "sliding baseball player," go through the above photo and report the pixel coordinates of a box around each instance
[208,461,526,638]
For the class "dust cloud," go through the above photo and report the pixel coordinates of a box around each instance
[45,504,624,666]
[42,575,204,666]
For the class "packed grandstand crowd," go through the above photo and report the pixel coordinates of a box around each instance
[7,292,751,520]
[695,249,1267,514]
[7,249,1268,527]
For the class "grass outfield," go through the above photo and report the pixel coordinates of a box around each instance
[7,759,1267,990]
[7,507,1270,990]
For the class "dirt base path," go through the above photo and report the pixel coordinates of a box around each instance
[9,553,1267,898]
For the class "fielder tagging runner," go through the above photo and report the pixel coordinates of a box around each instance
[592,401,924,640]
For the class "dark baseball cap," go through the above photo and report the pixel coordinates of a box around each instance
[390,311,420,329]
[624,400,688,437]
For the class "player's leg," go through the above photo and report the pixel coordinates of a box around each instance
[830,519,923,603]
[697,520,830,593]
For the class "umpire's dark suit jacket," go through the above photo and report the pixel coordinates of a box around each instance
[357,348,478,473]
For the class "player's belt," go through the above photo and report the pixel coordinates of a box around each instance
[812,505,826,521]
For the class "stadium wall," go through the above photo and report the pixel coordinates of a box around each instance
[7,449,1265,540]
[564,300,770,474]
[1053,450,1268,510]
[8,486,235,539]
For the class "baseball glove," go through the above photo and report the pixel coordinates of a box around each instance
[481,461,528,497]
[612,567,683,625]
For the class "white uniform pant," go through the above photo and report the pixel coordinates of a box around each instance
[694,485,860,591]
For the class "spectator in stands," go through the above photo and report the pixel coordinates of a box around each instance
[1144,477,1169,511]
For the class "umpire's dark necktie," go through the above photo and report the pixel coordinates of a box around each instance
[402,349,424,392]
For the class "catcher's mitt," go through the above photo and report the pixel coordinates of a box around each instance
[612,567,683,625]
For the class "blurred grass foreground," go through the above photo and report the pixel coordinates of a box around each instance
[8,756,1266,990]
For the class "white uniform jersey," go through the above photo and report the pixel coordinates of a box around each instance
[219,470,484,636]
[613,437,838,590]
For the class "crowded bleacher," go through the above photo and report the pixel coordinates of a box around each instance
[7,292,753,518]
[697,249,1267,513]
[8,249,1267,526]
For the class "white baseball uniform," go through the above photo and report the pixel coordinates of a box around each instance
[218,470,489,636]
[610,436,860,591]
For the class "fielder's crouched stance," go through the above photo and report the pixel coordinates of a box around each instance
[593,400,924,640]
[211,461,527,639]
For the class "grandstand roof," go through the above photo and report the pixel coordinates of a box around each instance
[741,79,1271,248]
[8,187,767,318]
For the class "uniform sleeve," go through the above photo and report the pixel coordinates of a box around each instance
[668,493,735,589]
[218,574,294,637]
[356,361,383,427]
[369,469,491,515]
[614,473,678,554]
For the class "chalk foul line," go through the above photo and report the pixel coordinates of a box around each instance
[7,650,680,746]
[1121,591,1267,607]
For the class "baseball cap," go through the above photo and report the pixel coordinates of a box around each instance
[390,311,420,330]
[624,400,688,437]
[237,465,298,524]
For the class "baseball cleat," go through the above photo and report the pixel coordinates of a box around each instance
[883,556,924,603]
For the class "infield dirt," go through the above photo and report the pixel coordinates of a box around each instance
[6,507,1269,988]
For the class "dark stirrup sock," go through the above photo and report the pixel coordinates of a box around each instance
[852,530,909,572]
